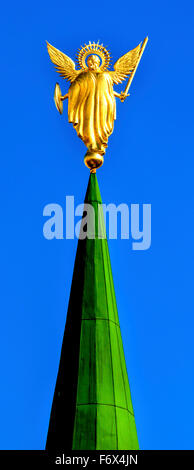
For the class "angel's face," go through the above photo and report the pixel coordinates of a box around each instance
[87,55,101,71]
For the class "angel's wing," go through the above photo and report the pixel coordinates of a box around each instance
[110,43,141,85]
[46,41,81,83]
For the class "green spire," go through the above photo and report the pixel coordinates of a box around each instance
[46,173,139,451]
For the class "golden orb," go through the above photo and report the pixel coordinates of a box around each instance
[84,151,104,173]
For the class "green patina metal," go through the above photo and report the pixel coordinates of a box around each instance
[46,173,139,451]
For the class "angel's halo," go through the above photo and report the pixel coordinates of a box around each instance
[76,42,111,71]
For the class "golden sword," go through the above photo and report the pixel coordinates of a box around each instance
[121,36,148,101]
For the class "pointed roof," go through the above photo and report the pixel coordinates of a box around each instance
[46,173,139,450]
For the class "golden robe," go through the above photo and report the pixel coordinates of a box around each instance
[68,71,116,155]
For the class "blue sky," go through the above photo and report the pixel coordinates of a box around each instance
[0,0,194,450]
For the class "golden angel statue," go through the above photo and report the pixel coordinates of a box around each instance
[47,39,148,171]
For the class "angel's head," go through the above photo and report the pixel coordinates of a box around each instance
[87,54,101,71]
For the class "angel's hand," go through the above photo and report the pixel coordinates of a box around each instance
[61,93,68,101]
[120,91,130,102]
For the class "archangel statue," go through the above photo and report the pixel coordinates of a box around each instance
[47,39,148,171]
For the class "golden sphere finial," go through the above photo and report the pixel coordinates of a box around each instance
[84,151,104,172]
